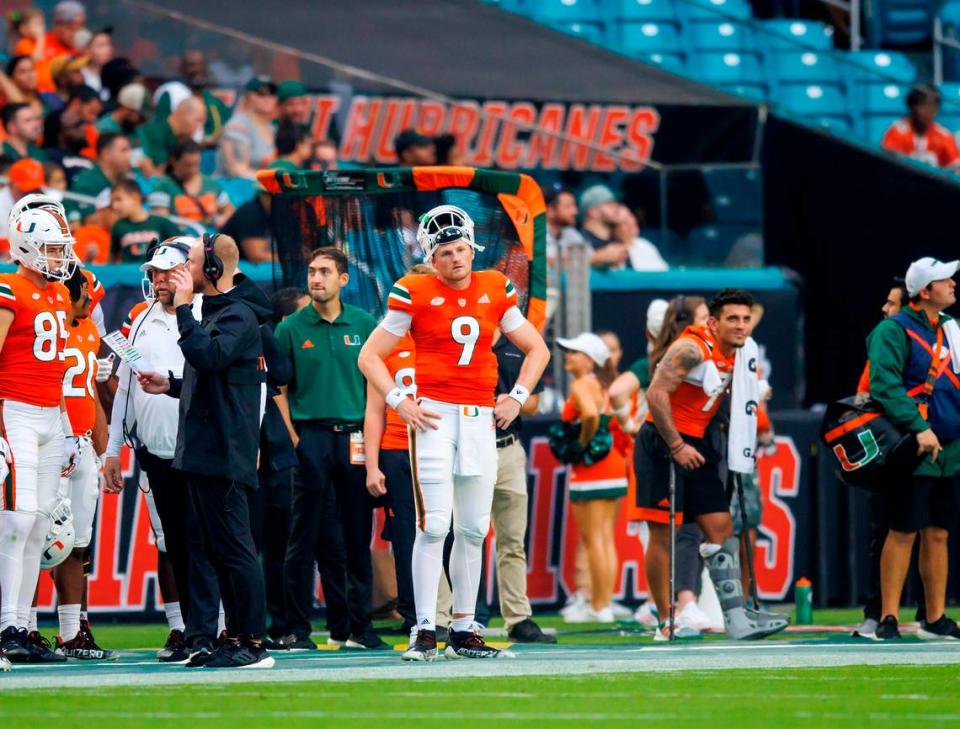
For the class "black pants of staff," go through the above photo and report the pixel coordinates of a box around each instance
[285,424,373,639]
[137,449,220,644]
[187,474,267,640]
[380,449,417,629]
[249,467,294,638]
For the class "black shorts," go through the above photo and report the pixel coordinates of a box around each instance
[884,475,960,532]
[634,423,729,522]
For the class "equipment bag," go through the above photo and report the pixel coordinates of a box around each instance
[819,396,921,491]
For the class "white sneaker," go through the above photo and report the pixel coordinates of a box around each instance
[633,601,659,627]
[588,606,616,623]
[610,601,632,618]
[560,592,587,619]
[677,602,713,632]
[563,602,591,623]
[654,620,700,641]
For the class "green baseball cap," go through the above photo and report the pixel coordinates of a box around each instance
[277,80,308,102]
[244,75,277,94]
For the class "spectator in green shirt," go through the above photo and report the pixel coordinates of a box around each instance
[137,95,206,178]
[277,80,311,132]
[267,123,314,173]
[148,139,233,228]
[95,82,150,138]
[67,131,132,223]
[109,178,182,262]
[1,103,47,162]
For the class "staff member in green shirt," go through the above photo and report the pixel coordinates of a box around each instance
[274,247,386,650]
[868,257,960,641]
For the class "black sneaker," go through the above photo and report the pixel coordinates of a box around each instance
[279,633,318,650]
[401,630,438,661]
[508,618,557,644]
[873,615,901,641]
[918,615,960,640]
[0,626,30,663]
[435,625,449,645]
[25,630,67,663]
[204,641,275,669]
[185,637,218,667]
[444,629,512,659]
[260,637,289,651]
[157,629,187,661]
[345,627,390,650]
[55,631,118,660]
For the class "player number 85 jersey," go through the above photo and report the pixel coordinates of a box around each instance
[0,273,70,408]
[387,270,520,407]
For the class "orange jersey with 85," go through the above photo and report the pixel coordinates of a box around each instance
[0,273,70,407]
[62,316,101,436]
[387,270,518,407]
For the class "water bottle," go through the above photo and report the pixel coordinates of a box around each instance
[795,577,813,625]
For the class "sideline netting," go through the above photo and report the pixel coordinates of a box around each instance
[258,166,548,328]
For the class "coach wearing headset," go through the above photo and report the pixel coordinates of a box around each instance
[139,233,275,669]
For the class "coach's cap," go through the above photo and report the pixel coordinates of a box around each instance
[557,332,610,367]
[579,184,616,213]
[646,298,669,338]
[905,257,959,297]
[140,237,194,272]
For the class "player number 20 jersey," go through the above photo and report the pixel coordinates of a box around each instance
[63,316,101,436]
[387,270,519,407]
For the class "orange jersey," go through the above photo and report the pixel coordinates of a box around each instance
[381,334,416,451]
[121,301,150,339]
[387,270,519,407]
[645,325,736,438]
[882,119,959,168]
[62,316,101,435]
[81,268,105,308]
[0,273,70,407]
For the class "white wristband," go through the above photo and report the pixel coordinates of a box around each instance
[385,387,410,410]
[508,384,530,406]
[61,411,73,436]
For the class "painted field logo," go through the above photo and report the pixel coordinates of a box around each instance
[343,335,361,346]
[833,431,881,471]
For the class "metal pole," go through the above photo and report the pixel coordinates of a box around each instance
[668,462,677,641]
[851,0,861,51]
[934,18,944,87]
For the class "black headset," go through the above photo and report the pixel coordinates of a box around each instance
[202,232,224,284]
[673,294,690,326]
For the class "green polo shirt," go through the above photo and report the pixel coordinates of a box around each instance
[275,301,377,423]
[1,141,46,162]
[627,356,652,389]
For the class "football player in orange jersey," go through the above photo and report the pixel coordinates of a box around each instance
[639,288,787,640]
[50,268,115,660]
[359,206,550,660]
[0,202,83,664]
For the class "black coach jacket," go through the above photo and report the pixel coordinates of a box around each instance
[168,274,271,488]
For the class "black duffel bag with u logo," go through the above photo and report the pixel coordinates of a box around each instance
[819,396,922,491]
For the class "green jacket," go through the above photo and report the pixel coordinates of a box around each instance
[867,305,960,477]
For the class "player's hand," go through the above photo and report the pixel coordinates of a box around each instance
[169,267,194,307]
[397,398,441,432]
[0,436,11,489]
[96,354,115,383]
[672,443,705,470]
[917,428,942,462]
[102,456,124,493]
[494,394,522,430]
[61,436,82,477]
[366,466,387,497]
[137,371,170,394]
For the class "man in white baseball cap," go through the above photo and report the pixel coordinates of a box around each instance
[904,257,959,298]
[865,255,960,641]
[556,332,610,367]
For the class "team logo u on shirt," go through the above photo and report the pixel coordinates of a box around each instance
[343,335,362,346]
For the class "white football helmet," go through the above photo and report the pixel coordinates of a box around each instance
[40,498,75,570]
[9,206,77,282]
[8,192,67,225]
[415,205,483,259]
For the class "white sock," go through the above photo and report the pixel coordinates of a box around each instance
[412,530,446,632]
[449,527,484,631]
[17,512,48,630]
[217,604,226,635]
[0,510,35,630]
[58,604,81,641]
[451,615,476,633]
[28,608,38,633]
[699,543,722,559]
[164,601,185,632]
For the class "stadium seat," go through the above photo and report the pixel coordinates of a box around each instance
[220,177,258,208]
[864,0,933,47]
[844,50,917,85]
[865,115,900,144]
[619,22,682,55]
[938,82,960,132]
[634,51,686,71]
[775,84,853,131]
[611,0,678,23]
[549,21,606,42]
[685,21,756,52]
[677,0,753,22]
[759,19,834,52]
[939,0,960,81]
[702,167,762,224]
[860,84,908,142]
[685,224,759,265]
[688,52,767,99]
[526,0,604,22]
[767,52,844,92]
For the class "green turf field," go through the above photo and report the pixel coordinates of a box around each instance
[2,609,958,728]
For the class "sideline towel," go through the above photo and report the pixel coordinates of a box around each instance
[728,337,761,474]
[943,318,960,375]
